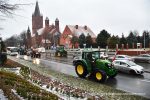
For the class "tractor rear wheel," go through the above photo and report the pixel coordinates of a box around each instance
[93,70,107,82]
[75,62,88,78]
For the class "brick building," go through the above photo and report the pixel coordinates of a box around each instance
[60,25,96,48]
[31,1,61,49]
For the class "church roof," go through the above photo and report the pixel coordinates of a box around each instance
[67,25,96,38]
[32,25,60,37]
[33,1,41,16]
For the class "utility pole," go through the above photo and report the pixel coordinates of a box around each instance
[144,32,145,50]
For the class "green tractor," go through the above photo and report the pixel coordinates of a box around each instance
[55,45,67,57]
[73,50,117,82]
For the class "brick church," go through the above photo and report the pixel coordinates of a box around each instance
[27,1,96,49]
[30,1,61,49]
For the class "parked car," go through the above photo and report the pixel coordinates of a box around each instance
[7,47,18,55]
[133,54,150,63]
[113,60,144,75]
[8,47,18,56]
[109,55,134,62]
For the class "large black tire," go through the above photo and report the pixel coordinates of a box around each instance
[75,62,88,78]
[93,70,107,82]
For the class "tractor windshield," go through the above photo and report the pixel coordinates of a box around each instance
[92,51,100,59]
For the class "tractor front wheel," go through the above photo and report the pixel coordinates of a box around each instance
[75,62,88,78]
[93,70,107,82]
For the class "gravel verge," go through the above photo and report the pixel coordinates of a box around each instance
[8,56,149,100]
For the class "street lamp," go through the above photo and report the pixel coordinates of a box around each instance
[144,32,145,50]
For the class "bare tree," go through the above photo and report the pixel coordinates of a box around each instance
[0,0,18,16]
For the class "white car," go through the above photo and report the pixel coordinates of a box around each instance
[113,60,144,75]
[109,55,134,62]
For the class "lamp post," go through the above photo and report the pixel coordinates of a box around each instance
[144,32,145,50]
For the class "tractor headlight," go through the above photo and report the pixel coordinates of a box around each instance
[106,63,112,68]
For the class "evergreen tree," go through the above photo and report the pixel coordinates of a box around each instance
[107,35,119,49]
[78,33,86,48]
[126,32,137,48]
[71,35,78,48]
[96,29,110,48]
[85,33,93,48]
[119,33,127,45]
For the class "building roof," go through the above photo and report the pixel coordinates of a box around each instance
[33,1,41,16]
[67,25,96,38]
[32,25,60,37]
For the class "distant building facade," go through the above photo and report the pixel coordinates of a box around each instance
[60,25,96,48]
[31,1,61,49]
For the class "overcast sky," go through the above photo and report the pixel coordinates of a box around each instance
[0,0,150,39]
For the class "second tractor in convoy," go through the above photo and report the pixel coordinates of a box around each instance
[55,45,67,57]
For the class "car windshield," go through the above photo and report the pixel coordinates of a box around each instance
[127,61,136,66]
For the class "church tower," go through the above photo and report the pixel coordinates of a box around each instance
[55,18,60,32]
[26,26,31,48]
[32,1,43,34]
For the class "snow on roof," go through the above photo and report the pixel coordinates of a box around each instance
[37,28,45,35]
[67,25,96,38]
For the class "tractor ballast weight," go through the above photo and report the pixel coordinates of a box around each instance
[73,50,117,82]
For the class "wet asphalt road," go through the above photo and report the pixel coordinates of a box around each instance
[39,55,150,99]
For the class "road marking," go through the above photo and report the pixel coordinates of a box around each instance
[141,79,150,83]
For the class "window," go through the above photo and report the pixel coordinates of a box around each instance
[143,55,150,57]
[117,56,124,58]
[114,61,120,65]
[120,62,127,66]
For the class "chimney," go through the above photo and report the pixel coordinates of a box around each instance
[45,17,49,27]
[75,25,78,29]
[84,25,87,30]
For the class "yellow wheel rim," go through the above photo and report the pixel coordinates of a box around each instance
[77,65,84,75]
[96,72,102,80]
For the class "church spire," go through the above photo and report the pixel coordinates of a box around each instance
[33,1,41,16]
